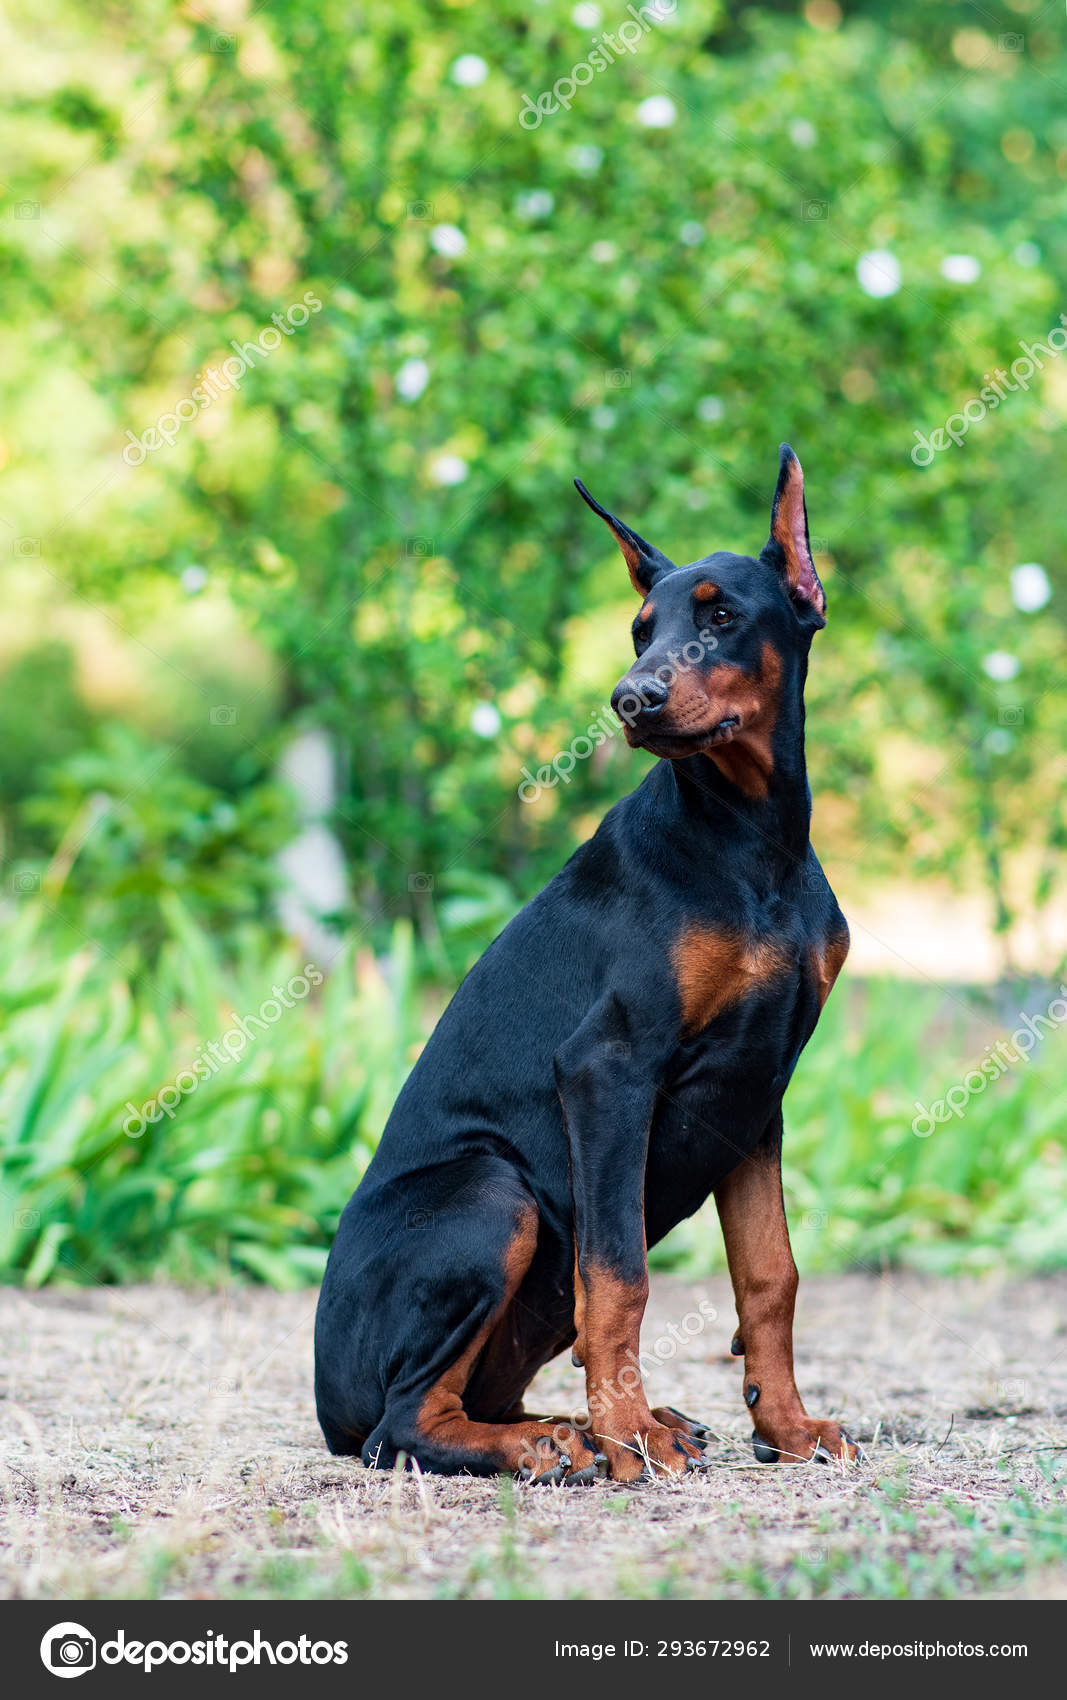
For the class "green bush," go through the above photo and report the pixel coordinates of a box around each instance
[0,0,1063,944]
[2,901,1063,1286]
[18,727,295,959]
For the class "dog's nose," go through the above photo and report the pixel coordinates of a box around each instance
[611,674,669,719]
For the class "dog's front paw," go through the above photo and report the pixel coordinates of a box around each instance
[515,1423,608,1486]
[593,1420,708,1482]
[751,1415,864,1465]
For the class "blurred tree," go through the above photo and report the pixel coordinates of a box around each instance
[0,0,1064,963]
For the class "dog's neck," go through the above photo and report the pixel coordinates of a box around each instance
[662,653,813,874]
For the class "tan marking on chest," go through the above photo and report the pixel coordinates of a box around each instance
[810,920,850,1009]
[672,925,795,1033]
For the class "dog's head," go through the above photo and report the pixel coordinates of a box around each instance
[576,445,825,774]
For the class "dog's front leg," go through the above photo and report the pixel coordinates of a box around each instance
[555,1001,705,1482]
[715,1111,861,1465]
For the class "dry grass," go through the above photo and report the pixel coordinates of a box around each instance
[2,1274,1066,1600]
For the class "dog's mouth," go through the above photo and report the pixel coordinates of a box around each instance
[626,715,741,756]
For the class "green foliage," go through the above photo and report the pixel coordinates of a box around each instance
[0,643,91,814]
[0,4,1064,1289]
[0,0,1063,939]
[0,902,418,1286]
[19,727,295,957]
[654,974,1067,1276]
[1,903,1063,1287]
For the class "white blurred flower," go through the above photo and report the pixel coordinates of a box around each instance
[395,358,429,401]
[572,1,601,24]
[984,729,1015,756]
[470,702,502,738]
[1010,562,1051,612]
[1014,241,1041,267]
[451,54,488,87]
[789,118,817,148]
[590,240,617,264]
[428,453,469,486]
[697,396,724,423]
[430,224,467,257]
[515,189,554,220]
[940,254,981,284]
[568,144,603,176]
[636,95,676,129]
[856,249,901,298]
[180,564,207,594]
[982,650,1020,681]
[591,406,616,430]
[679,221,704,246]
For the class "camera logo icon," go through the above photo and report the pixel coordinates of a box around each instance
[40,1622,96,1678]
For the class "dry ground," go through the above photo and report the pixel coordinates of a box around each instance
[2,1273,1066,1600]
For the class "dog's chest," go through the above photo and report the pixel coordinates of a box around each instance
[669,907,848,1037]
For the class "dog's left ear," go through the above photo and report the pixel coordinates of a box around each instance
[761,444,826,626]
[574,478,676,594]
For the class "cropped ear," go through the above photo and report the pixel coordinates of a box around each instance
[761,444,826,625]
[574,478,676,594]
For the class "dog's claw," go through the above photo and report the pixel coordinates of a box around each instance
[665,1405,711,1441]
[564,1453,607,1487]
[751,1429,780,1464]
[685,1451,714,1472]
[730,1334,744,1356]
[518,1448,575,1485]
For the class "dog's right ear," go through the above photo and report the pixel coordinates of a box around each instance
[760,444,826,627]
[574,479,676,594]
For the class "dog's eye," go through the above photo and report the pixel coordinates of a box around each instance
[709,606,734,626]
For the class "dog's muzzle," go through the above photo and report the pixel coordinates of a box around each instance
[610,674,669,726]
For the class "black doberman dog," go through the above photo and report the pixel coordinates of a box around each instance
[315,444,859,1482]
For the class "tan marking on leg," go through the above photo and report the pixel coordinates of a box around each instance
[715,1154,858,1462]
[572,1245,587,1365]
[411,1206,594,1474]
[581,1262,702,1480]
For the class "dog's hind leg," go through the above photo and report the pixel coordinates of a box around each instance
[360,1160,605,1482]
